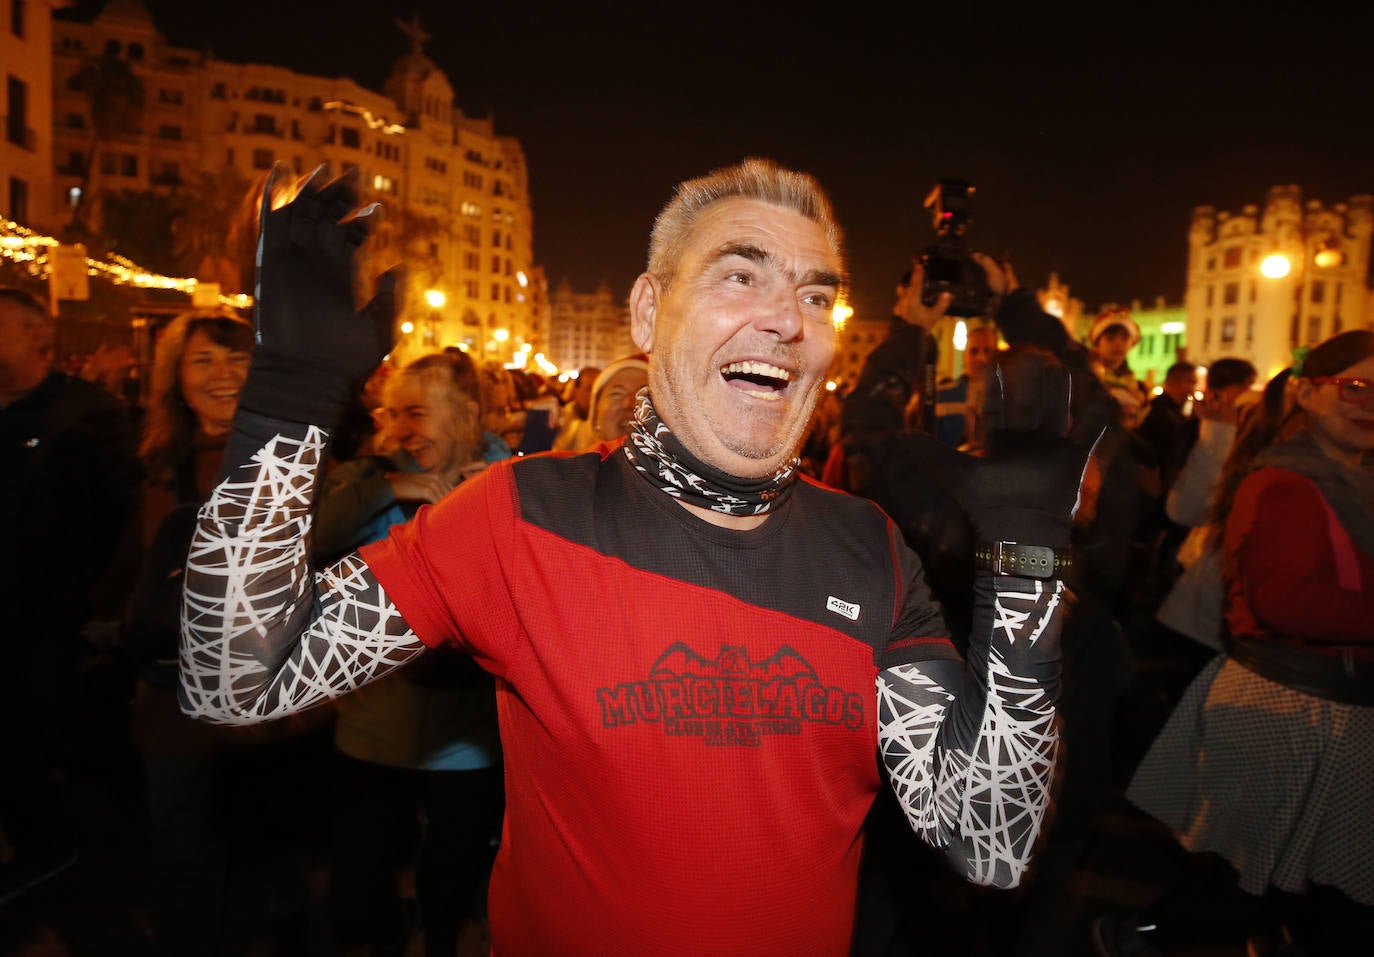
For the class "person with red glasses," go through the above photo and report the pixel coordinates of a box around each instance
[1095,329,1374,957]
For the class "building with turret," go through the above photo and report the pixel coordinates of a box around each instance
[1186,186,1373,383]
[47,1,540,364]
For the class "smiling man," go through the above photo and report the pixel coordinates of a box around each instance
[178,160,1090,956]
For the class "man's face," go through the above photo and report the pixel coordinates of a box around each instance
[1164,369,1198,404]
[630,197,842,479]
[0,300,54,402]
[964,329,998,378]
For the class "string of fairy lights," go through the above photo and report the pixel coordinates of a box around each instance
[0,215,254,310]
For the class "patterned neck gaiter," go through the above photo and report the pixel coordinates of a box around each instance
[621,391,798,517]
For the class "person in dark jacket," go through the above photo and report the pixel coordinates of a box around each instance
[1,286,140,909]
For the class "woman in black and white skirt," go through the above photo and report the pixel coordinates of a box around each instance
[1094,330,1374,957]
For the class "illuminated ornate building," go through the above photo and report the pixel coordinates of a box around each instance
[2,0,65,231]
[547,279,634,372]
[1186,186,1373,383]
[47,1,538,363]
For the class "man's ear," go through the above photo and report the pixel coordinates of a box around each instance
[629,273,659,354]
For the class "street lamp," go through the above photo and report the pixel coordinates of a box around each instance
[1259,236,1346,381]
[1259,253,1291,279]
[423,288,445,345]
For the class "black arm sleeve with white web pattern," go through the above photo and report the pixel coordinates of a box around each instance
[877,572,1064,888]
[178,411,425,724]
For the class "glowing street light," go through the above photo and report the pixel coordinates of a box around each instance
[831,301,853,329]
[1259,253,1292,279]
[424,288,446,309]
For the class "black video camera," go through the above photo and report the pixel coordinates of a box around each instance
[918,178,992,318]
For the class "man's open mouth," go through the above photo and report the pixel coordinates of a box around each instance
[721,360,791,401]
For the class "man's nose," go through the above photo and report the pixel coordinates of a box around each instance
[759,289,804,341]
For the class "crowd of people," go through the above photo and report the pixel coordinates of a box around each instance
[1,157,1370,957]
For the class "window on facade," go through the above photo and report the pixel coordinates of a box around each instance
[1203,318,1212,345]
[12,0,26,38]
[1223,282,1238,306]
[291,119,301,140]
[252,148,273,169]
[1206,257,1216,271]
[211,82,227,99]
[129,43,144,61]
[1335,283,1343,305]
[1245,316,1254,347]
[340,127,361,148]
[120,154,137,177]
[1309,280,1325,304]
[1249,281,1256,303]
[66,113,85,129]
[153,162,180,186]
[1307,316,1322,343]
[491,255,500,271]
[1333,314,1343,334]
[158,125,182,140]
[8,176,28,223]
[490,283,499,300]
[1223,247,1242,268]
[1205,286,1214,308]
[252,114,276,135]
[492,230,501,245]
[5,75,30,148]
[104,39,120,56]
[1290,315,1300,347]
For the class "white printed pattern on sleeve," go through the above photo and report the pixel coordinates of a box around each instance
[179,426,424,725]
[877,578,1062,888]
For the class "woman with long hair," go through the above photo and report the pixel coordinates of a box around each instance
[136,312,252,542]
[1095,330,1374,956]
[128,309,328,956]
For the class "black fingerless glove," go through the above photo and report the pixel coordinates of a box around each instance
[237,164,400,427]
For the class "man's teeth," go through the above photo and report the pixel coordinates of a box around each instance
[720,360,791,380]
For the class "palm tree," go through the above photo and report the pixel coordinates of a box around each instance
[67,51,145,234]
[170,167,256,292]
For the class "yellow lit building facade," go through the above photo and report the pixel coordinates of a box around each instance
[547,279,635,372]
[47,2,537,363]
[2,0,64,232]
[1186,186,1373,383]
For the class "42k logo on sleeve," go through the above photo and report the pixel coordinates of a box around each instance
[595,643,865,747]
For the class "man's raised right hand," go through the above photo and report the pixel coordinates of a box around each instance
[238,163,401,426]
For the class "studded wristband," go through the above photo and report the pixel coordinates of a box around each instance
[973,541,1072,579]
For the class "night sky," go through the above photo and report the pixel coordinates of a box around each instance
[70,1,1374,323]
